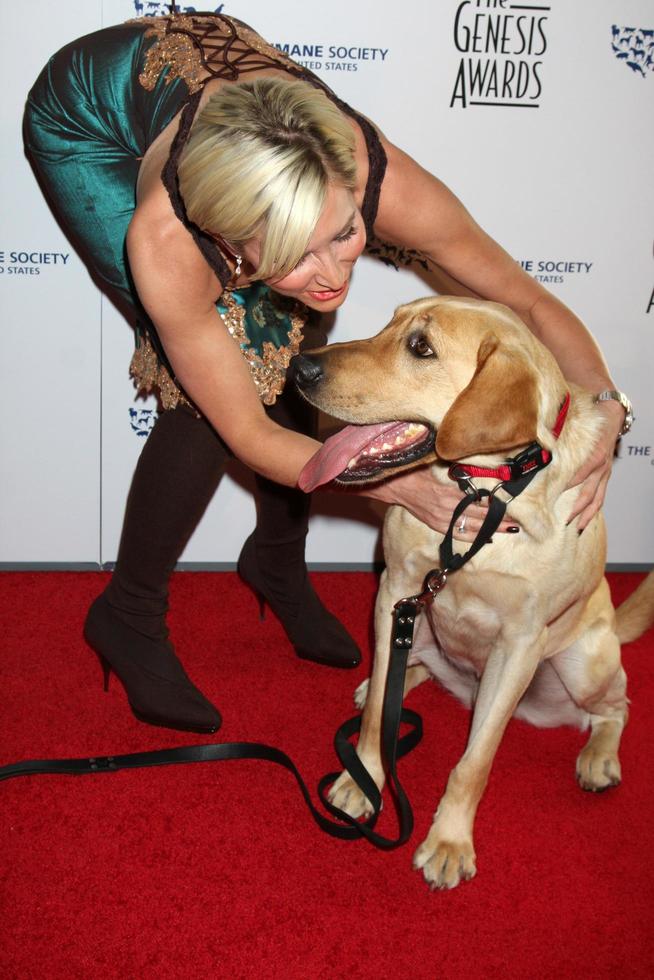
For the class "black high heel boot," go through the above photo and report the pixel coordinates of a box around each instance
[237,533,361,668]
[85,405,227,732]
[237,387,361,669]
[85,593,221,732]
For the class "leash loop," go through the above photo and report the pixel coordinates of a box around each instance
[315,576,446,850]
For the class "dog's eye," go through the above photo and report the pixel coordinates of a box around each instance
[409,334,435,358]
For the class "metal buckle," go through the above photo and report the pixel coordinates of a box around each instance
[392,569,447,652]
[459,475,480,497]
[448,465,480,498]
[489,481,514,505]
[394,568,448,612]
[424,569,448,596]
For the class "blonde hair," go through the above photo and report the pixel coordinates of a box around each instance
[177,77,357,281]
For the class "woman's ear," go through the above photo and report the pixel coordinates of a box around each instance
[435,334,540,460]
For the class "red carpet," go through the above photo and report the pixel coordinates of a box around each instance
[1,571,653,979]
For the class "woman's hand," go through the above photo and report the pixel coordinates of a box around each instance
[362,466,520,540]
[566,399,623,530]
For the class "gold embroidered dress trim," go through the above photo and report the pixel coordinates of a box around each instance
[130,295,306,410]
[219,290,305,406]
[135,13,300,93]
[129,337,194,411]
[137,14,203,93]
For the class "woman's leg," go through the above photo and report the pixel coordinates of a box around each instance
[23,37,224,729]
[239,385,361,668]
[85,406,227,731]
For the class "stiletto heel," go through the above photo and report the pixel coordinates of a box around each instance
[97,652,111,693]
[237,532,361,668]
[255,589,266,622]
[84,593,222,733]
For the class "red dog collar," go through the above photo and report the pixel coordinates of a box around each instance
[448,392,570,487]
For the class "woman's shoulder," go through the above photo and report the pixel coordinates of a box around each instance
[128,196,224,322]
[130,153,224,309]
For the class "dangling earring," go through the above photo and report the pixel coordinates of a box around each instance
[226,253,243,291]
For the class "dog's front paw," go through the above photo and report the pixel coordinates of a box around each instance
[576,745,621,792]
[353,678,370,709]
[327,769,378,820]
[413,828,477,891]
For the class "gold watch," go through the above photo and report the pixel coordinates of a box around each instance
[594,390,634,435]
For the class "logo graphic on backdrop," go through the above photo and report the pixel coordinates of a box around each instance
[129,408,158,438]
[273,41,389,74]
[450,1,549,109]
[611,26,654,78]
[0,250,70,277]
[133,2,225,14]
[518,258,592,285]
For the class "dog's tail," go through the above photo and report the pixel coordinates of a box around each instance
[616,571,654,644]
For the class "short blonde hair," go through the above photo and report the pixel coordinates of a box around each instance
[177,77,357,281]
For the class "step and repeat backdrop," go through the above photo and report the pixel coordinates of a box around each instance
[1,0,653,567]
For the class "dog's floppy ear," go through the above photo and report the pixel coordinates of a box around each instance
[435,334,539,460]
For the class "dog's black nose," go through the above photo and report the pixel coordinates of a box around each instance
[291,354,324,388]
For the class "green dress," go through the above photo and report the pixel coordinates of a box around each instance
[23,13,386,407]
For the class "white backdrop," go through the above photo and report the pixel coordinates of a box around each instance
[1,0,653,567]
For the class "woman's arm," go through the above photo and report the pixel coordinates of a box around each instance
[375,140,612,389]
[127,205,320,486]
[372,138,626,526]
[129,208,479,536]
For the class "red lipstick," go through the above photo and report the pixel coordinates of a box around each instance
[306,280,348,303]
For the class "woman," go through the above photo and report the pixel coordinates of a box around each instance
[23,12,629,734]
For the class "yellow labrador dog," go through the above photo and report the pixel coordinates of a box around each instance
[294,296,654,890]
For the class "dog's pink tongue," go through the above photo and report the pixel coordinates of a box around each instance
[298,422,397,492]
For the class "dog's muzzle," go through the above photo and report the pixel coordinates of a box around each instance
[292,353,435,491]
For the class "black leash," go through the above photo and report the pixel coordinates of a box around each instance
[0,623,422,849]
[0,437,556,848]
[0,516,493,849]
